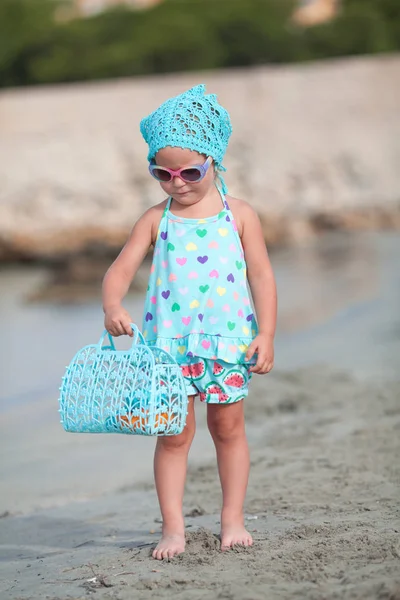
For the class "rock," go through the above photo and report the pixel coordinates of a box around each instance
[1,55,399,262]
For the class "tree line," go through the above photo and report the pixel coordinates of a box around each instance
[0,0,399,88]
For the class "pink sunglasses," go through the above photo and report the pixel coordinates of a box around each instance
[149,156,213,183]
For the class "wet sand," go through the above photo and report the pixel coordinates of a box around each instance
[0,368,399,600]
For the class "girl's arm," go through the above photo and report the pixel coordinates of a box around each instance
[236,201,277,374]
[102,206,158,336]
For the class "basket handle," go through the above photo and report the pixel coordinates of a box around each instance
[129,323,146,346]
[97,323,146,351]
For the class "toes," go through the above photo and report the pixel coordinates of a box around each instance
[153,545,184,560]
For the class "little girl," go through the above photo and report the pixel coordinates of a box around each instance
[102,84,277,560]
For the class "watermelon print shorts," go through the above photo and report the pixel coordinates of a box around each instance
[179,357,252,404]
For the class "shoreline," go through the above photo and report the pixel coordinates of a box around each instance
[1,204,399,265]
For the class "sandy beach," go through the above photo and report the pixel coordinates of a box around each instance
[1,368,399,600]
[0,232,399,600]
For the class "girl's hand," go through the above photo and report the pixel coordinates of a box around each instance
[246,333,274,374]
[104,306,133,337]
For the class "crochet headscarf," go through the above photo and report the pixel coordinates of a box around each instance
[140,84,232,194]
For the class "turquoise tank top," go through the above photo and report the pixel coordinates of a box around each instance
[142,187,258,365]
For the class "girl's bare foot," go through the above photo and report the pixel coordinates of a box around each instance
[220,519,253,551]
[152,530,185,560]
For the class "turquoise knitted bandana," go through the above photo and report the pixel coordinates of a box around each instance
[140,84,232,193]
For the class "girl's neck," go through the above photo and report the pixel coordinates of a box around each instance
[169,185,224,220]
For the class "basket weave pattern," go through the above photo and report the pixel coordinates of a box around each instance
[59,325,188,436]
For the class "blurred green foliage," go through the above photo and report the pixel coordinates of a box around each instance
[0,0,399,88]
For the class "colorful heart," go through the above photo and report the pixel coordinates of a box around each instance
[179,287,189,295]
[209,269,219,278]
[236,260,243,270]
[182,316,191,326]
[198,314,204,322]
[163,320,172,328]
[227,321,236,331]
[209,316,219,324]
[208,240,219,249]
[238,309,244,317]
[145,312,153,322]
[176,257,187,266]
[167,243,175,252]
[197,256,208,264]
[188,271,198,279]
[222,304,230,312]
[227,273,235,283]
[160,232,167,240]
[162,290,170,299]
[196,229,207,238]
[169,273,177,282]
[150,296,156,304]
[217,287,226,296]
[199,285,210,293]
[172,302,180,312]
[201,340,211,350]
[246,313,254,322]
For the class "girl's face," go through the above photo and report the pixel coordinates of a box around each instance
[154,147,216,206]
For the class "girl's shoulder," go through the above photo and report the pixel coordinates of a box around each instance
[139,198,169,245]
[225,195,257,238]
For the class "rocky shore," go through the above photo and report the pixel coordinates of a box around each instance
[1,55,399,270]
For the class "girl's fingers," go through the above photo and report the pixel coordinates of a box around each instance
[252,358,274,374]
[251,355,266,374]
[113,321,125,336]
[122,321,133,336]
[245,343,257,363]
[260,360,274,374]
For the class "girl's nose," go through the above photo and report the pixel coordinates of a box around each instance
[172,175,186,187]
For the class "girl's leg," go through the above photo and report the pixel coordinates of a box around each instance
[152,396,195,560]
[207,400,253,550]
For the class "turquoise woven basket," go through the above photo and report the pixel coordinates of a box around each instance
[59,324,188,436]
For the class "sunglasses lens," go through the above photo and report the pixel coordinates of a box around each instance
[152,168,172,182]
[181,168,202,182]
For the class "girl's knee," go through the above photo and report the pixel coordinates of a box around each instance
[157,422,195,451]
[207,403,245,444]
